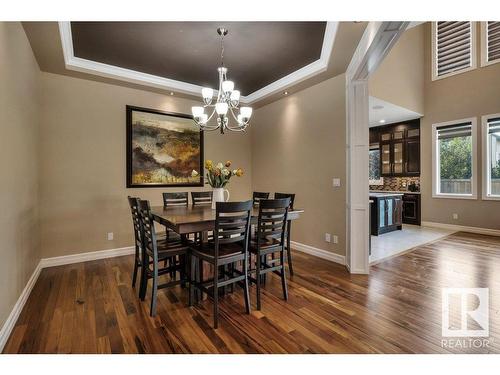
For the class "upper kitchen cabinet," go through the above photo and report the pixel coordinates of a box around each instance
[371,119,420,177]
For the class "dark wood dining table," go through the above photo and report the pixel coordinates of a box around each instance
[151,205,304,236]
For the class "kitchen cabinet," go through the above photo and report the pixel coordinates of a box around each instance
[370,193,403,235]
[402,193,421,225]
[373,119,420,177]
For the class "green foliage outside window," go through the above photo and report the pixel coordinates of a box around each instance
[439,136,472,180]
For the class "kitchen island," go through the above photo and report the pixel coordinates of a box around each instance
[369,192,403,235]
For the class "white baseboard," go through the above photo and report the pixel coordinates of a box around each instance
[421,221,500,237]
[0,245,135,352]
[291,241,345,265]
[39,246,135,268]
[0,261,42,352]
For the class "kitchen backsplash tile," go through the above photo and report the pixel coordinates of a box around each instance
[370,177,420,192]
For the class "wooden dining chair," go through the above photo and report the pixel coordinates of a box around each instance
[189,200,253,329]
[249,198,291,310]
[252,191,270,207]
[137,199,190,316]
[274,192,296,276]
[127,196,144,288]
[191,191,214,245]
[191,191,213,206]
[162,192,189,207]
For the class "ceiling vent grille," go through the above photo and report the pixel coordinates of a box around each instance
[486,21,500,63]
[435,22,474,78]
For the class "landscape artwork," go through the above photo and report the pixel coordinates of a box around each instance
[126,106,203,187]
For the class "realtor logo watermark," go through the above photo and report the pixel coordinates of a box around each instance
[441,288,490,349]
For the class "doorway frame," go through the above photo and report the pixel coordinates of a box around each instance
[345,22,409,274]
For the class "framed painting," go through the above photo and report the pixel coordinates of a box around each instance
[126,105,204,187]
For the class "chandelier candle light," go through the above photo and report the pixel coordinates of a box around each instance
[191,27,252,133]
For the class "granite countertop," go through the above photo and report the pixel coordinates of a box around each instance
[369,192,404,198]
[369,190,421,195]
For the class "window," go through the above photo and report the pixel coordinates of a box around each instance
[481,22,500,67]
[432,118,477,199]
[482,114,500,200]
[432,22,476,80]
[369,146,383,185]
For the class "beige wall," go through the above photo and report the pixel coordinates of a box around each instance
[369,24,425,114]
[251,74,346,256]
[421,23,500,229]
[0,23,40,328]
[39,72,252,258]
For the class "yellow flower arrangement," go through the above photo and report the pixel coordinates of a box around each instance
[199,159,244,188]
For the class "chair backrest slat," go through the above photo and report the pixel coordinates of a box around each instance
[253,191,270,207]
[274,192,296,210]
[163,192,188,207]
[138,199,158,256]
[127,196,142,248]
[191,191,213,206]
[212,201,253,263]
[256,198,290,246]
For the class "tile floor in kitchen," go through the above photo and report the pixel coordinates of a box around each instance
[369,224,456,264]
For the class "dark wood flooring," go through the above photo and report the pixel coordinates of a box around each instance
[3,232,500,353]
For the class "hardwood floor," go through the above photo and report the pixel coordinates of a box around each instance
[3,232,500,354]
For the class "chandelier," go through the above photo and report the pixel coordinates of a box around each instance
[191,27,252,133]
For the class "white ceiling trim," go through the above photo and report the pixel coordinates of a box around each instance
[58,21,339,104]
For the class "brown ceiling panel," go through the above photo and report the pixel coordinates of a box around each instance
[70,22,326,96]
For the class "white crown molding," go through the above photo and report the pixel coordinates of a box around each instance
[421,221,500,237]
[291,240,345,266]
[58,21,339,104]
[0,262,42,352]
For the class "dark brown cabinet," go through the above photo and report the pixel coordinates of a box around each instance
[402,193,421,225]
[371,119,420,177]
[370,194,403,235]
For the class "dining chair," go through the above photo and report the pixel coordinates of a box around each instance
[162,192,189,207]
[252,191,270,207]
[127,196,144,288]
[191,191,214,245]
[249,198,291,310]
[274,192,296,276]
[189,200,253,329]
[137,199,190,316]
[191,191,213,206]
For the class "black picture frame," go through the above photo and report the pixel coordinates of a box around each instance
[126,105,204,188]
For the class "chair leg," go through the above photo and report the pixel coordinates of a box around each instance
[180,255,187,288]
[213,264,219,329]
[256,252,261,310]
[243,259,251,314]
[139,253,148,300]
[286,222,294,277]
[280,249,289,301]
[150,257,159,316]
[189,254,196,307]
[132,250,139,288]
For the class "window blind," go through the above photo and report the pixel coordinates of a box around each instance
[487,21,500,63]
[437,122,472,140]
[436,22,473,77]
[488,117,500,135]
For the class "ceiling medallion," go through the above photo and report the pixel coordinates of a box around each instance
[191,27,252,134]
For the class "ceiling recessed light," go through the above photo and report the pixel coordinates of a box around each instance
[372,105,384,110]
[379,119,386,124]
[283,91,289,95]
[170,92,174,96]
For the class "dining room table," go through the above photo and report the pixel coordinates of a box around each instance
[150,204,304,292]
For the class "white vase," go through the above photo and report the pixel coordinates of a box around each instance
[212,187,230,209]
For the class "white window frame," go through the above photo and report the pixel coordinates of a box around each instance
[480,22,500,67]
[481,113,500,200]
[431,22,477,81]
[432,117,478,200]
